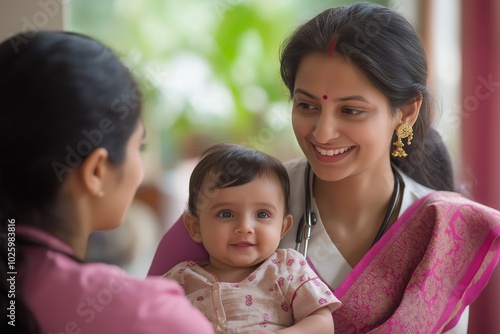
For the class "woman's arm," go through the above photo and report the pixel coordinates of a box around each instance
[242,307,334,334]
[147,215,208,276]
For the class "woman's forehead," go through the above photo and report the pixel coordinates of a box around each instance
[294,53,377,97]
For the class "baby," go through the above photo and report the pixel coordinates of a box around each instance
[164,143,341,333]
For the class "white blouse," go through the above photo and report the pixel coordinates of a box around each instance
[278,157,468,333]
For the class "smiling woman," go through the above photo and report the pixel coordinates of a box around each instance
[149,3,500,333]
[291,52,402,181]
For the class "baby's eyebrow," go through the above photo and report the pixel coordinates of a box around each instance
[254,202,278,211]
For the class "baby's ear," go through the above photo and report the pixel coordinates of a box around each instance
[280,214,293,238]
[183,212,203,243]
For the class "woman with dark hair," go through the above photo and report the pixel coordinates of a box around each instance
[0,31,213,334]
[148,3,500,333]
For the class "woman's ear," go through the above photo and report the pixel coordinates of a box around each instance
[80,147,109,197]
[183,212,203,243]
[280,215,293,238]
[398,94,422,126]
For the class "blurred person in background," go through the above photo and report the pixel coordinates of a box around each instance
[0,31,213,334]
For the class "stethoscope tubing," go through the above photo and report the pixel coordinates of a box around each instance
[295,162,401,257]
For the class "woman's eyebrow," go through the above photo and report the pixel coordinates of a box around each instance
[294,88,370,104]
[334,95,370,103]
[293,88,317,99]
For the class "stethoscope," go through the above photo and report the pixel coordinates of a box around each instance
[295,162,402,257]
[295,163,317,257]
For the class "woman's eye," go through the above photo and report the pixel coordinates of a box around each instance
[342,108,363,116]
[217,211,233,218]
[296,102,317,111]
[256,211,270,219]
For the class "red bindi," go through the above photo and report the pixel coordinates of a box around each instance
[323,95,328,100]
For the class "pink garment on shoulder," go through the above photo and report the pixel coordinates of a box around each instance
[18,226,214,334]
[333,192,500,333]
[165,248,341,333]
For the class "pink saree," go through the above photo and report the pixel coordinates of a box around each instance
[148,191,500,333]
[333,191,500,333]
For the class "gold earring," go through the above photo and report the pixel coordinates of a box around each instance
[97,190,105,198]
[391,123,413,158]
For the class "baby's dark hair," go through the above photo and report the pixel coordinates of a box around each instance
[187,143,290,216]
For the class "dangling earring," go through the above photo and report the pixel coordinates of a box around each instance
[391,123,413,158]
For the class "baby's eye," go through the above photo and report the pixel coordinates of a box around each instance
[217,211,233,218]
[256,211,270,219]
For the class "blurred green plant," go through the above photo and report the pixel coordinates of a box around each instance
[69,0,389,166]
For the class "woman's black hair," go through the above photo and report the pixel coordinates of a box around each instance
[187,143,290,216]
[0,31,142,334]
[280,2,454,191]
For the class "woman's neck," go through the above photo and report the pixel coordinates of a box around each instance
[314,168,395,224]
[50,191,91,259]
[48,225,89,259]
[313,165,398,266]
[20,208,89,259]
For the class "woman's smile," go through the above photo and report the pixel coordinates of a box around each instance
[315,145,354,156]
[312,143,355,163]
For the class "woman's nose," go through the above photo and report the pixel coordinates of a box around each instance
[313,111,341,143]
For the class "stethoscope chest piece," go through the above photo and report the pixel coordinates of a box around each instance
[295,163,317,257]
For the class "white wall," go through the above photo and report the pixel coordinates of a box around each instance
[0,0,65,40]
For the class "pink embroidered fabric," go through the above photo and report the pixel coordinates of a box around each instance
[333,192,500,333]
[165,248,341,333]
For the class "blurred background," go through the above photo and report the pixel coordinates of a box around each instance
[1,0,499,278]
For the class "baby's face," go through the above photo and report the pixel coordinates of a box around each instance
[196,176,289,271]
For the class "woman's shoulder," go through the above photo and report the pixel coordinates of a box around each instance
[93,266,213,333]
[82,261,181,291]
[81,264,214,332]
[46,260,188,304]
[397,166,433,197]
[283,157,308,201]
[283,157,308,177]
[410,191,500,228]
[29,257,213,333]
[425,191,500,212]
